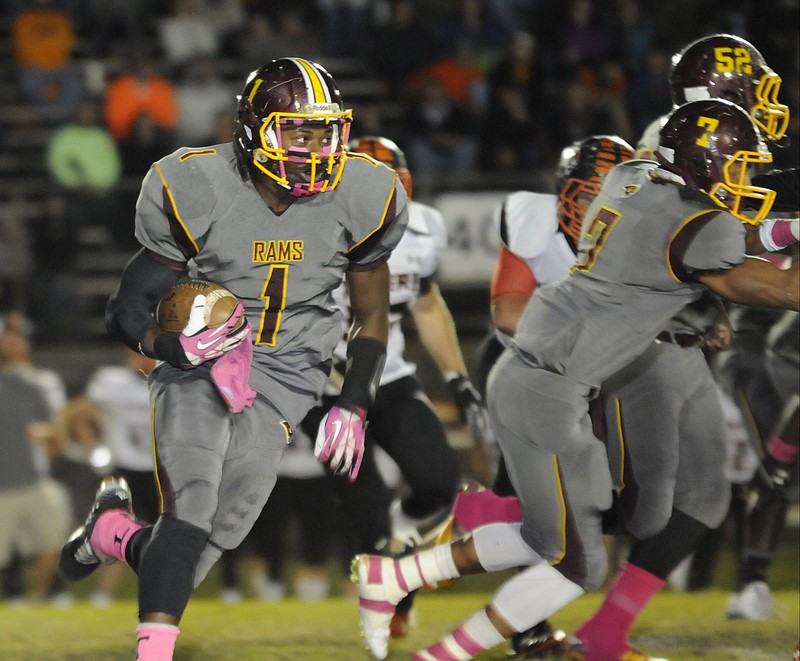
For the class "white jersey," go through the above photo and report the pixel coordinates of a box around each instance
[493,191,576,345]
[333,199,447,384]
[85,366,154,472]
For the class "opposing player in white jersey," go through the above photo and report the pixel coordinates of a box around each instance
[85,349,159,524]
[57,58,408,661]
[301,135,490,636]
[351,99,799,661]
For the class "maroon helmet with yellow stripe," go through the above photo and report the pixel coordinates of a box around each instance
[656,99,775,223]
[235,57,352,196]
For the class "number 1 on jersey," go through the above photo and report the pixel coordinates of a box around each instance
[256,264,288,345]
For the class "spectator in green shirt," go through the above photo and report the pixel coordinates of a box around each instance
[46,99,121,192]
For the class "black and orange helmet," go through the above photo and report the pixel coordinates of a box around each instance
[348,135,413,198]
[556,135,634,249]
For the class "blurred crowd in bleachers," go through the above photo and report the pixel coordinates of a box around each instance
[1,0,799,335]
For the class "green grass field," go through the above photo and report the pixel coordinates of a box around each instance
[3,522,797,660]
[2,547,798,661]
[0,587,797,661]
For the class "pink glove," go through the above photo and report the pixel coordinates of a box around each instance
[179,300,249,366]
[314,404,367,482]
[210,326,257,413]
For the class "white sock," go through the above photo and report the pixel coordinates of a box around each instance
[491,563,584,632]
[472,522,542,571]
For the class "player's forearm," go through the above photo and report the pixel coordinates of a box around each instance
[491,295,529,337]
[411,290,468,377]
[700,258,799,310]
[346,263,390,344]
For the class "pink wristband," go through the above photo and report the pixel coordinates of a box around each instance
[770,219,798,249]
[768,435,799,463]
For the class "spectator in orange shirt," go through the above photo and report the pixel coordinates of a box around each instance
[103,56,178,143]
[12,0,84,121]
[405,37,487,113]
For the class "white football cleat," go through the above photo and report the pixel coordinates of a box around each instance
[726,581,774,620]
[351,554,409,660]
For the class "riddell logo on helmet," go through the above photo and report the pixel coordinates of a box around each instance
[302,103,341,114]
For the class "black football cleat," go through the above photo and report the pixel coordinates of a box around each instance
[510,620,567,658]
[58,476,134,581]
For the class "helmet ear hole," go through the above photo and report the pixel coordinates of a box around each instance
[689,158,710,183]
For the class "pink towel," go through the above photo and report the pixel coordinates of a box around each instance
[211,337,257,413]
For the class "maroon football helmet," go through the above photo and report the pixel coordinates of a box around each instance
[555,135,634,248]
[656,99,775,223]
[235,58,352,196]
[669,34,789,142]
[348,136,413,198]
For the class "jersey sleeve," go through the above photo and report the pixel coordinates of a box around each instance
[134,149,219,263]
[340,156,410,271]
[497,191,559,259]
[490,245,536,302]
[415,202,447,279]
[671,208,747,279]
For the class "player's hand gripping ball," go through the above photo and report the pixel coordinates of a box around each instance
[156,280,250,366]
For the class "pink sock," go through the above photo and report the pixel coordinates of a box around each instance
[135,623,179,661]
[90,509,143,563]
[575,562,665,661]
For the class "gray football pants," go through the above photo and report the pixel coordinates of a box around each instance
[603,342,731,539]
[487,349,613,592]
[149,371,289,586]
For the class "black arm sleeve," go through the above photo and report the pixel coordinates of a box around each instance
[338,337,387,412]
[105,249,185,353]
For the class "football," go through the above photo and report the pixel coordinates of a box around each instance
[156,280,242,334]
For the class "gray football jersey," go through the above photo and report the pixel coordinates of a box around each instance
[514,160,747,387]
[134,144,408,425]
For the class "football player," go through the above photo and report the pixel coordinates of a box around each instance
[637,33,799,629]
[351,99,799,661]
[443,33,798,661]
[720,305,799,620]
[384,133,634,658]
[300,135,491,636]
[56,58,408,661]
[542,34,798,660]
